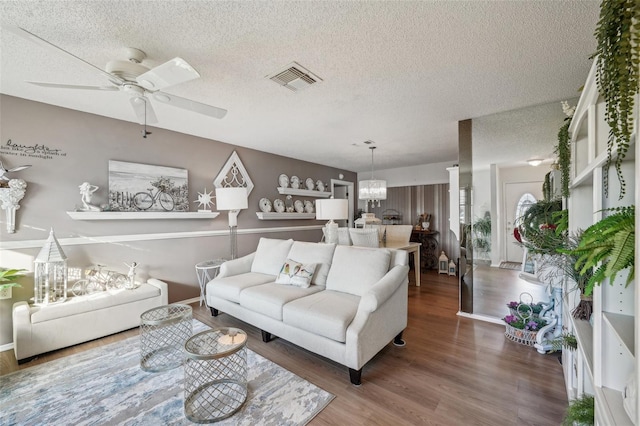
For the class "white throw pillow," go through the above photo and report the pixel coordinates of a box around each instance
[287,241,336,286]
[275,259,317,288]
[251,238,294,276]
[325,245,391,296]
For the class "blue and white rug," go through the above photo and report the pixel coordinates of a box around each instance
[0,320,334,425]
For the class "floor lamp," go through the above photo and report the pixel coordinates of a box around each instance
[215,187,248,259]
[315,198,349,244]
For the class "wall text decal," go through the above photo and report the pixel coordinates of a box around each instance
[1,139,67,160]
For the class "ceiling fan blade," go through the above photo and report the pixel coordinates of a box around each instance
[3,25,125,85]
[129,96,158,125]
[28,81,119,91]
[136,57,200,91]
[152,92,227,119]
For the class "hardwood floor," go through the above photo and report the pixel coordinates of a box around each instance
[473,263,550,319]
[0,270,568,425]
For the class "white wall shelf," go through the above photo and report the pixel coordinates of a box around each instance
[276,187,332,198]
[255,212,317,220]
[67,211,220,220]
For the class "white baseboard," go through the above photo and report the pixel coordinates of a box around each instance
[0,342,14,352]
[456,311,504,325]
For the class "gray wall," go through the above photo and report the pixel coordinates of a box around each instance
[0,95,356,345]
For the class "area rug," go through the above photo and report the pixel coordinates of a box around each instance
[0,320,334,425]
[499,261,522,270]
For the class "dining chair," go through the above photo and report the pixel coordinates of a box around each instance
[349,228,380,248]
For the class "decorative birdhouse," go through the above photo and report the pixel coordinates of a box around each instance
[34,229,68,305]
[448,259,457,276]
[438,251,449,274]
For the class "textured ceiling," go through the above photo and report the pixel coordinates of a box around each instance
[0,1,600,172]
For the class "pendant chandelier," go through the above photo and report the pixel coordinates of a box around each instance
[358,146,387,207]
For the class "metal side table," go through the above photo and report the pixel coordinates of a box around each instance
[195,259,226,306]
[140,304,193,372]
[184,327,248,423]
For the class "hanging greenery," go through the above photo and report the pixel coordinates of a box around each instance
[594,0,640,199]
[554,120,571,199]
[564,205,635,296]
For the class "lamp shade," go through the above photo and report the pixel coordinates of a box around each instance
[315,199,349,220]
[358,179,387,201]
[215,187,248,210]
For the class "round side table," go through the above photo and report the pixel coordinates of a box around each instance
[195,259,226,306]
[184,327,248,423]
[140,304,193,372]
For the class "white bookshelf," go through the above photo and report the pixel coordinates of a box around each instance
[563,59,638,425]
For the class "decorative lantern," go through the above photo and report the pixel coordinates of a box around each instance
[438,251,449,274]
[448,259,457,276]
[34,229,68,305]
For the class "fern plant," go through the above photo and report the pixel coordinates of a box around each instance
[594,0,640,199]
[566,205,635,296]
[562,394,594,426]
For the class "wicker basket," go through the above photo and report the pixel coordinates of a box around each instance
[504,324,538,346]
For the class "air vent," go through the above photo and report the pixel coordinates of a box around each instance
[267,62,322,92]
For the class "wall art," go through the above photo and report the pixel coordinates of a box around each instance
[108,160,188,212]
[213,151,254,196]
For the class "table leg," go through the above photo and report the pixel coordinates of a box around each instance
[414,248,420,287]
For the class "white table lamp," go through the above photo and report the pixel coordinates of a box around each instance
[316,198,349,244]
[216,187,248,259]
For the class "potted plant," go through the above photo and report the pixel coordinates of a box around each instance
[0,268,26,299]
[472,213,491,262]
[503,312,547,347]
[562,394,594,426]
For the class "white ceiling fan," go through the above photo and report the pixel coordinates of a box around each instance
[4,25,227,125]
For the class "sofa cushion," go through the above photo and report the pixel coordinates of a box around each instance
[30,283,160,324]
[251,238,294,276]
[325,245,392,296]
[282,290,360,342]
[208,272,275,303]
[239,283,324,321]
[287,241,336,286]
[275,259,317,288]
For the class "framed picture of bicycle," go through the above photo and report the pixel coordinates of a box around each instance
[108,160,189,212]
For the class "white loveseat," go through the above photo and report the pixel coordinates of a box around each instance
[205,238,409,385]
[13,278,168,363]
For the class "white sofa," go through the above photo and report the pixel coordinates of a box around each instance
[13,278,168,363]
[206,238,409,385]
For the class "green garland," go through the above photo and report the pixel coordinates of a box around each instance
[594,0,639,200]
[554,121,571,199]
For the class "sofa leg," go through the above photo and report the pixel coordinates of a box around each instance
[261,330,273,342]
[349,368,362,386]
[210,307,219,317]
[17,355,37,365]
[393,331,406,347]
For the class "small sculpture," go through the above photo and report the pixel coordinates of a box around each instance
[79,182,100,211]
[0,159,31,187]
[124,261,139,290]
